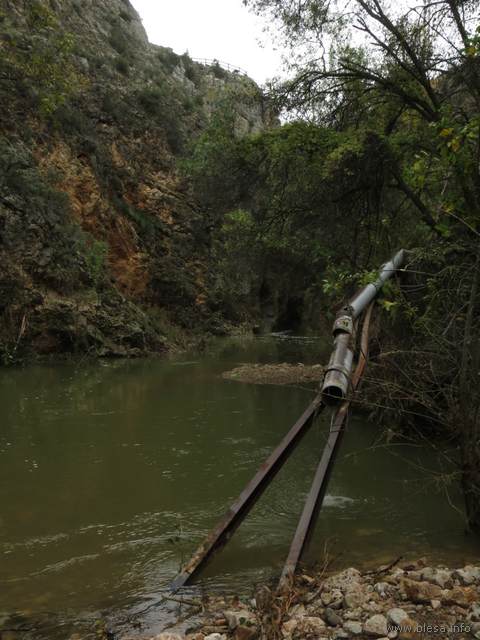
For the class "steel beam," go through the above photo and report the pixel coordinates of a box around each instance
[171,396,324,591]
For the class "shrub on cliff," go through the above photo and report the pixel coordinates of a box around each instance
[0,1,83,116]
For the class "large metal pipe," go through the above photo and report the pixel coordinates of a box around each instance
[321,249,405,405]
[322,331,354,404]
[349,249,405,319]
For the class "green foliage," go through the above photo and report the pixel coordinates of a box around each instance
[83,238,108,286]
[157,47,181,73]
[137,86,166,115]
[114,56,130,75]
[52,102,94,137]
[135,85,185,152]
[0,138,90,292]
[244,0,480,527]
[109,22,130,55]
[181,53,200,84]
[0,1,84,115]
[211,60,228,80]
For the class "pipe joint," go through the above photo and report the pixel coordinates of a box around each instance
[321,337,354,405]
[333,314,353,336]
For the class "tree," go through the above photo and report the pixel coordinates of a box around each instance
[244,0,480,531]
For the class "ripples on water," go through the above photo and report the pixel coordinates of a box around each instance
[0,335,478,638]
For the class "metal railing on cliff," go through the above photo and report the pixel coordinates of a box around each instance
[192,58,249,76]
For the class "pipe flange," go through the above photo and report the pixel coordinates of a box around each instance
[333,315,353,335]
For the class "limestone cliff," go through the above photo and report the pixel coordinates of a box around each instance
[0,0,275,361]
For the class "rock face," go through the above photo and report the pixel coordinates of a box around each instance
[0,0,275,361]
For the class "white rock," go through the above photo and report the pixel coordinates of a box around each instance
[343,620,363,635]
[421,567,451,588]
[281,618,298,637]
[391,568,404,580]
[386,608,409,626]
[153,634,185,640]
[344,608,362,620]
[431,599,441,609]
[334,630,349,639]
[364,614,388,637]
[204,634,226,640]
[297,616,326,635]
[433,569,452,588]
[330,588,345,609]
[470,604,480,622]
[455,565,480,585]
[374,582,390,597]
[324,568,362,592]
[289,604,306,617]
[343,583,367,608]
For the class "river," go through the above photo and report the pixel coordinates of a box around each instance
[1,335,478,638]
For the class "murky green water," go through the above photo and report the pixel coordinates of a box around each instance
[1,336,479,637]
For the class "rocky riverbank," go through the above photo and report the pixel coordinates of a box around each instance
[123,560,480,640]
[222,363,324,385]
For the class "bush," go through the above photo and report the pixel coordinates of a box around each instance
[181,53,200,84]
[135,86,185,153]
[109,23,129,55]
[157,47,180,73]
[137,86,165,116]
[52,102,94,136]
[0,2,83,116]
[83,238,108,286]
[212,60,228,80]
[114,56,130,75]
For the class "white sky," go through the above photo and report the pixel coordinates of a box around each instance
[129,0,284,85]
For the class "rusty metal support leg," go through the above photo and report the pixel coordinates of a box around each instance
[278,303,374,591]
[171,395,324,591]
[278,403,348,591]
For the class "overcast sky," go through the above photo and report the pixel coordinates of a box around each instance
[129,0,284,85]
